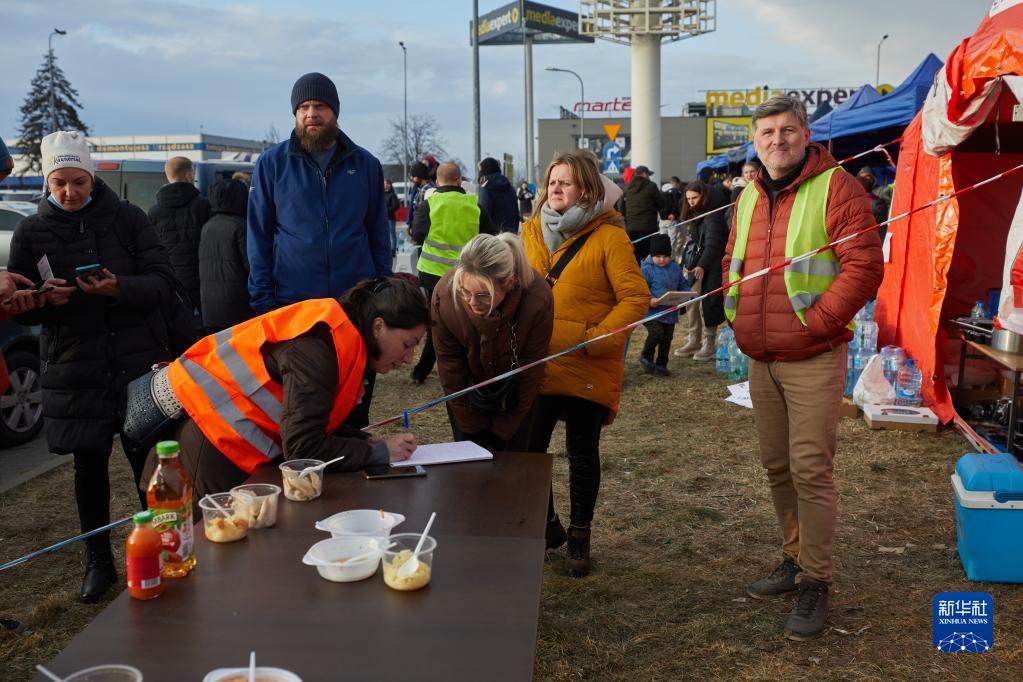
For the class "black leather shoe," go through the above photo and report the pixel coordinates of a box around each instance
[80,548,117,603]
[545,516,567,550]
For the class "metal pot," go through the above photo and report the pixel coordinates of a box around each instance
[992,327,1023,355]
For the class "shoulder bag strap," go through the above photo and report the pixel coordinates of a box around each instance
[545,229,594,287]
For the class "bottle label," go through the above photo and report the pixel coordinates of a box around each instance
[127,553,163,590]
[151,506,194,565]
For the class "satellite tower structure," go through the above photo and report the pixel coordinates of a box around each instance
[579,1,716,174]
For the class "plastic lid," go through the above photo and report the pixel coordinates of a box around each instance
[133,510,153,524]
[156,440,179,457]
[904,358,914,367]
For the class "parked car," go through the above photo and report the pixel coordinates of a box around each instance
[0,201,44,446]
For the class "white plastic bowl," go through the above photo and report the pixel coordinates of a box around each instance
[202,666,302,682]
[301,536,383,582]
[314,509,405,541]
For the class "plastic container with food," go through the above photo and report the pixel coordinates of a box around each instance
[314,509,405,542]
[279,459,324,501]
[202,667,302,682]
[230,483,282,528]
[199,492,250,543]
[63,664,143,681]
[301,536,383,582]
[381,532,436,591]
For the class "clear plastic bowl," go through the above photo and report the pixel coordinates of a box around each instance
[202,666,302,682]
[381,532,437,591]
[199,492,250,543]
[279,459,324,501]
[302,536,383,582]
[314,509,405,541]
[64,665,143,681]
[230,483,282,529]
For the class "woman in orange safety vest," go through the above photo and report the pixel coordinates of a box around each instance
[139,277,430,502]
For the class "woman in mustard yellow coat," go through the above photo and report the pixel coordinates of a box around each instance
[521,150,649,576]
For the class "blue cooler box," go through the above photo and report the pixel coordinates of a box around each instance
[953,453,1023,583]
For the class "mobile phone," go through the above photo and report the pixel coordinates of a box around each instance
[364,465,427,480]
[75,264,104,282]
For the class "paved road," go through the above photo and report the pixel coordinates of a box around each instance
[0,434,67,494]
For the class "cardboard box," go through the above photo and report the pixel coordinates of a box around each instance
[862,404,939,432]
[840,397,860,419]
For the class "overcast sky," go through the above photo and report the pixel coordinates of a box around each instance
[2,0,993,171]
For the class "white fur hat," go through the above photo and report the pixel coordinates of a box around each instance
[41,131,93,179]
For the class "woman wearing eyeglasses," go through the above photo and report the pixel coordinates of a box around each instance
[520,149,650,577]
[431,233,553,452]
[137,277,430,503]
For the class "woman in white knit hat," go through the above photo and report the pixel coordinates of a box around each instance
[7,131,178,602]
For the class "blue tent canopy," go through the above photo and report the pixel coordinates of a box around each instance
[810,53,943,142]
[696,153,729,174]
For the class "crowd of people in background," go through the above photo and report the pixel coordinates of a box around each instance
[3,77,892,640]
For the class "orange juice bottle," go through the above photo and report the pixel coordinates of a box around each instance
[126,510,164,600]
[147,440,196,577]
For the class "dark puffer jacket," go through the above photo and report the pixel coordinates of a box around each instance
[199,179,251,330]
[147,181,210,306]
[9,180,175,454]
[690,206,729,328]
[478,173,520,232]
[622,175,667,236]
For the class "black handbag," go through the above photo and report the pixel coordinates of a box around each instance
[123,364,185,447]
[466,321,520,415]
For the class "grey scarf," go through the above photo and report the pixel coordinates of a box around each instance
[540,200,604,253]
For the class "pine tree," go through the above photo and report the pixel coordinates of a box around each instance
[16,51,90,176]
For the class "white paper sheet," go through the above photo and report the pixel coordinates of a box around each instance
[391,440,494,468]
[725,381,753,409]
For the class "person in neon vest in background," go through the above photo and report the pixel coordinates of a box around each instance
[139,278,429,505]
[408,162,496,386]
[722,96,883,641]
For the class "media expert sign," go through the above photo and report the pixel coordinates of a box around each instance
[705,86,860,110]
[706,117,752,155]
[476,1,592,44]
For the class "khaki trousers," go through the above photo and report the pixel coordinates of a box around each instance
[748,344,846,584]
[686,280,704,341]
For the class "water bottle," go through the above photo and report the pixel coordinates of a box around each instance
[860,321,879,353]
[895,358,923,407]
[864,300,875,321]
[880,345,905,386]
[716,328,733,374]
[729,344,748,381]
[849,321,862,351]
[970,301,986,319]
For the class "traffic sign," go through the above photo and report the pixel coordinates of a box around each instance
[603,123,621,141]
[604,158,620,174]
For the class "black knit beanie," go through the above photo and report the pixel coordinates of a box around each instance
[410,162,430,179]
[291,72,340,117]
[650,233,672,257]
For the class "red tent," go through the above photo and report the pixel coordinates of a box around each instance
[875,0,1023,423]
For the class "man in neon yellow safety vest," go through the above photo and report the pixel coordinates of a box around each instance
[409,162,496,384]
[722,96,883,641]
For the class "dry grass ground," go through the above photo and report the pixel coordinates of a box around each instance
[2,327,1021,680]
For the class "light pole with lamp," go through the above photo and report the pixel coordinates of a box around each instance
[876,34,889,88]
[546,67,585,151]
[399,41,409,210]
[48,28,67,134]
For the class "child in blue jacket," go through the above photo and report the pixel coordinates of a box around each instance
[640,233,689,376]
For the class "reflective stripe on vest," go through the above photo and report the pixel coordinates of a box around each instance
[724,167,839,326]
[167,299,366,474]
[417,191,482,277]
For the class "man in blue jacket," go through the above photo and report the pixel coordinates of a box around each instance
[248,72,392,315]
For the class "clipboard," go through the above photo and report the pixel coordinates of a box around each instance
[652,290,697,307]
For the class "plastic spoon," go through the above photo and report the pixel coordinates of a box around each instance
[343,541,396,566]
[203,494,230,515]
[397,512,436,579]
[249,651,255,682]
[299,454,346,478]
[35,665,62,682]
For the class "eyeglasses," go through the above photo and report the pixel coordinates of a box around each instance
[458,289,493,305]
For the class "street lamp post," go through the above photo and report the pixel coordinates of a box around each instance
[48,28,67,134]
[546,67,585,151]
[876,34,889,88]
[399,41,408,208]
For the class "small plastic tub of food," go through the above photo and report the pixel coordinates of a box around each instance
[381,532,436,591]
[230,483,282,529]
[314,509,405,541]
[64,665,143,682]
[279,459,323,501]
[301,536,383,582]
[202,667,302,682]
[199,493,250,543]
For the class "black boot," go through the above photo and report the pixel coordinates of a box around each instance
[565,526,591,577]
[80,536,117,603]
[546,515,567,550]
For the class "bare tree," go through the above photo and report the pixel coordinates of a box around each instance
[262,122,280,148]
[379,114,448,166]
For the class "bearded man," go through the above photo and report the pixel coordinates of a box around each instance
[248,72,392,315]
